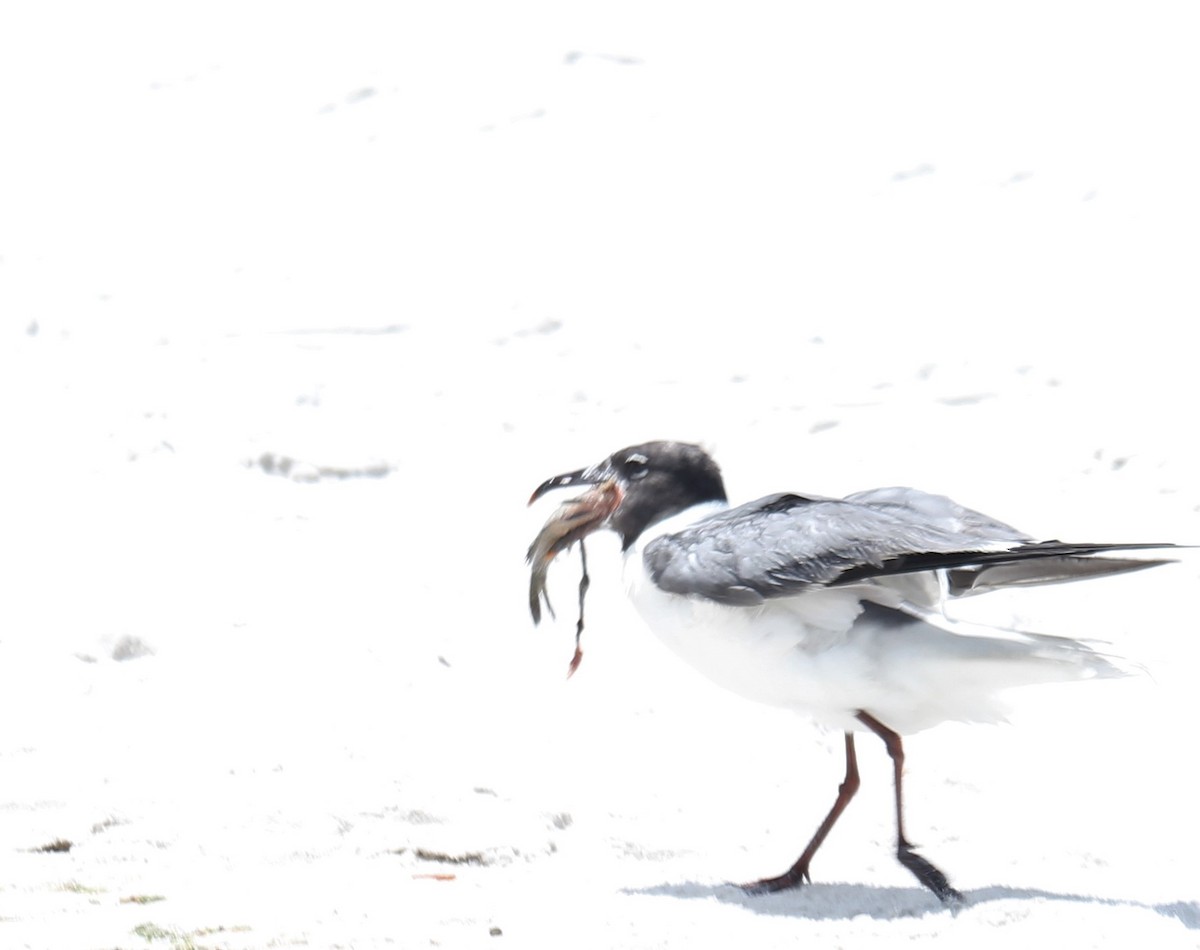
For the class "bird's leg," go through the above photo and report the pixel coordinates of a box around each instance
[742,732,860,894]
[855,711,963,905]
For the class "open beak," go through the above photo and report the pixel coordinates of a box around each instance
[528,461,614,506]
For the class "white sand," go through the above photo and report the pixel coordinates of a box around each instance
[2,3,1198,947]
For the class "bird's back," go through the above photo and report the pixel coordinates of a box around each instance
[623,502,1129,734]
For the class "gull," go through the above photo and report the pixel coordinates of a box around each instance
[529,440,1175,904]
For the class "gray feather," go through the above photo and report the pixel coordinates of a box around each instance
[643,490,1175,604]
[946,555,1174,595]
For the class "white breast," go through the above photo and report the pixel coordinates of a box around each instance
[620,505,1113,734]
[622,505,876,729]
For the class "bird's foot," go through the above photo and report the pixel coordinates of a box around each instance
[738,866,811,896]
[896,842,964,906]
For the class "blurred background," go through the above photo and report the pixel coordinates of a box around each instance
[1,2,1197,946]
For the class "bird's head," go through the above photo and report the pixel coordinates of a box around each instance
[530,440,727,549]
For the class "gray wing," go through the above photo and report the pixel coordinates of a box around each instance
[643,490,1173,606]
[842,486,1032,543]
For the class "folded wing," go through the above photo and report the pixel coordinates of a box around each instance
[643,488,1176,607]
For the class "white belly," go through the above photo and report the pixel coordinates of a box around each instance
[623,553,877,729]
[621,506,1112,734]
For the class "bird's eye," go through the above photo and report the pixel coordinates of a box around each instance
[625,453,650,479]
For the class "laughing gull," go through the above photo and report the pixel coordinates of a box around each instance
[529,440,1175,904]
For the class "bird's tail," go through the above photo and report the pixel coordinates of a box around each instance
[946,548,1177,597]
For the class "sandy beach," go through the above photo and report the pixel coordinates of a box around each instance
[2,3,1198,947]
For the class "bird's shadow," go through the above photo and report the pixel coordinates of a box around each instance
[625,880,1199,929]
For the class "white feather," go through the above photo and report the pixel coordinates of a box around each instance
[624,503,1121,734]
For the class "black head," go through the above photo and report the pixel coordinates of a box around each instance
[530,440,727,549]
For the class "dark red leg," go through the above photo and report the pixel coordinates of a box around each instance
[742,732,861,894]
[856,711,963,905]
